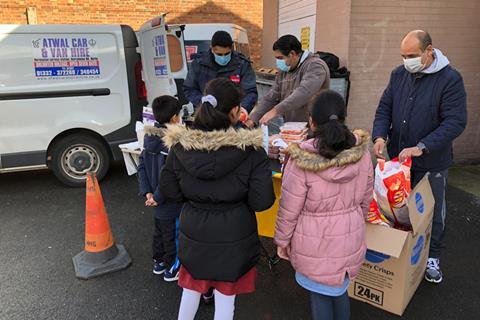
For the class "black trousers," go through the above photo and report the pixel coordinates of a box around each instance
[411,169,448,259]
[152,217,179,269]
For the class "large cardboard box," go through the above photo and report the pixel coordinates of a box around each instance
[348,175,435,316]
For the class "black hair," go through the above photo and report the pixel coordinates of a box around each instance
[151,95,181,124]
[273,35,302,56]
[211,31,233,48]
[309,90,356,159]
[194,78,242,131]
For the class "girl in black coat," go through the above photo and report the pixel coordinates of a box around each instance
[160,78,275,320]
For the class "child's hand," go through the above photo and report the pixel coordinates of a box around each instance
[277,246,290,261]
[145,193,158,207]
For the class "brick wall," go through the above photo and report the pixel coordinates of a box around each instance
[0,0,263,63]
[347,0,480,163]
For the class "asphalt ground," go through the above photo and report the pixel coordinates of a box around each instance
[1,163,479,320]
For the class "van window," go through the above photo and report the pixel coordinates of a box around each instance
[167,34,184,72]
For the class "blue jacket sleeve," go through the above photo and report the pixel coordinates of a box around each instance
[152,154,167,205]
[183,60,203,107]
[372,72,394,141]
[239,60,258,112]
[420,73,467,153]
[137,151,151,197]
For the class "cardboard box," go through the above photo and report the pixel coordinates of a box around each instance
[348,175,435,316]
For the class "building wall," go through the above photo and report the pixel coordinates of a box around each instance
[315,0,351,66]
[261,0,278,68]
[347,0,480,163]
[0,0,264,63]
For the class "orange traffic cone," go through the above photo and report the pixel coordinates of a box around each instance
[73,172,131,279]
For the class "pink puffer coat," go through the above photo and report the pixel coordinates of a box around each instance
[274,129,374,287]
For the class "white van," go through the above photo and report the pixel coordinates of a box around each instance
[183,23,250,63]
[0,15,187,186]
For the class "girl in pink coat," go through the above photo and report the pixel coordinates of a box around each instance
[275,90,374,320]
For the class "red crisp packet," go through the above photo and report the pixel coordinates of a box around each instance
[366,199,391,227]
[374,157,412,227]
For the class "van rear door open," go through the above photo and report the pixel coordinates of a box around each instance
[137,16,188,106]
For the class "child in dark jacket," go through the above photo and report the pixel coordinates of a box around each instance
[137,95,183,282]
[160,78,275,320]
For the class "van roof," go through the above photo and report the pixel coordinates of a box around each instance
[0,24,122,33]
[183,23,248,42]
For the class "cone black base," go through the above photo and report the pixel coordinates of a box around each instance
[73,244,132,280]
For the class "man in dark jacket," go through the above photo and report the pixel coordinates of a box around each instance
[137,96,183,282]
[372,30,467,284]
[183,31,258,112]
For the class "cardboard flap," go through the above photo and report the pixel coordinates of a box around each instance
[408,174,435,234]
[365,224,409,258]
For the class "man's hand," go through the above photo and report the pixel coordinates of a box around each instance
[399,147,423,163]
[374,138,386,159]
[245,119,255,129]
[277,245,291,261]
[259,108,279,125]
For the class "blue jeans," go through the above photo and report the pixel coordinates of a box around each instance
[310,291,350,320]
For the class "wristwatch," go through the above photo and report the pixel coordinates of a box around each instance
[416,142,428,153]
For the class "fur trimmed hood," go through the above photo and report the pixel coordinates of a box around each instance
[162,124,264,151]
[161,125,265,180]
[144,125,166,137]
[287,129,371,173]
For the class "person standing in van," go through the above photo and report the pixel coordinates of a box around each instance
[246,35,330,127]
[183,31,258,113]
[275,91,373,320]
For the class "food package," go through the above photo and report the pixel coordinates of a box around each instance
[135,121,145,149]
[366,198,392,228]
[142,106,155,125]
[280,122,308,143]
[262,125,269,154]
[267,134,281,159]
[239,110,248,123]
[374,158,412,227]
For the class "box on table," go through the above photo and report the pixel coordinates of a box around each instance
[348,174,435,316]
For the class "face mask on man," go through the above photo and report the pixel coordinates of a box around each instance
[276,59,290,72]
[214,53,231,66]
[403,55,425,73]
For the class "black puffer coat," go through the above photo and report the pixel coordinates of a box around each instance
[160,125,275,282]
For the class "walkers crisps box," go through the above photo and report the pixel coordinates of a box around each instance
[348,175,435,316]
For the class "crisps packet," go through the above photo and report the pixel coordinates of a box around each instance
[366,198,392,227]
[374,157,412,227]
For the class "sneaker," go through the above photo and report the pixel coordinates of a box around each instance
[164,265,180,282]
[202,288,214,305]
[425,258,443,283]
[153,260,167,275]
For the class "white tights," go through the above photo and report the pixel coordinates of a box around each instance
[178,288,236,320]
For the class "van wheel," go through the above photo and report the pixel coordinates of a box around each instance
[50,134,110,187]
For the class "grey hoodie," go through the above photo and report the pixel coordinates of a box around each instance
[422,48,450,74]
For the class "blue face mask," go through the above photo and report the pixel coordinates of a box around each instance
[214,53,231,66]
[276,59,290,72]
